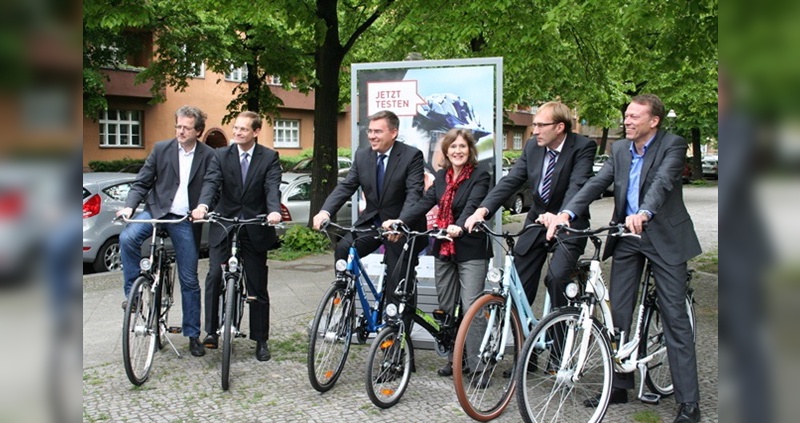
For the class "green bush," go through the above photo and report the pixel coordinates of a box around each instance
[88,158,145,172]
[278,224,329,254]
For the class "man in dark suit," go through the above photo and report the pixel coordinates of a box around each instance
[547,94,702,423]
[118,105,214,357]
[465,101,596,311]
[312,110,426,313]
[191,111,283,362]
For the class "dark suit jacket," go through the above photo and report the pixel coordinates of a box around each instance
[399,166,493,262]
[563,130,702,264]
[199,143,282,252]
[480,132,596,255]
[125,138,214,244]
[322,141,426,231]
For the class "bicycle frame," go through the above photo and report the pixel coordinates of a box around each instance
[344,246,384,336]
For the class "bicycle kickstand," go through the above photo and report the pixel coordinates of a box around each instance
[637,362,660,404]
[161,322,182,358]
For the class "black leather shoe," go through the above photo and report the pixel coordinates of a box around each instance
[471,371,491,389]
[203,334,218,349]
[256,340,271,362]
[674,402,700,423]
[583,388,628,407]
[437,362,453,377]
[189,337,205,357]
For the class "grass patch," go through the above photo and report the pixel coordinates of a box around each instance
[268,248,317,261]
[270,331,308,363]
[633,409,663,423]
[690,249,718,274]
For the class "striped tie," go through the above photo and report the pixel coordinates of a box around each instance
[540,150,559,202]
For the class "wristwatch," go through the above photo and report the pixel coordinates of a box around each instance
[637,210,652,219]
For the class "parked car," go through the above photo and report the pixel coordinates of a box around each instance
[278,172,352,233]
[290,156,352,177]
[83,172,209,273]
[592,154,614,196]
[702,155,718,178]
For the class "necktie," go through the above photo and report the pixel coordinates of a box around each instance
[540,150,559,202]
[241,152,250,185]
[376,154,387,197]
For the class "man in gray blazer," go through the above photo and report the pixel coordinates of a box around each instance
[118,105,214,358]
[465,101,596,311]
[547,94,702,423]
[312,110,426,314]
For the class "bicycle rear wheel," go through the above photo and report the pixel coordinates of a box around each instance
[221,276,237,391]
[307,283,354,392]
[515,307,612,423]
[122,277,157,385]
[452,294,522,421]
[365,326,412,408]
[639,294,696,396]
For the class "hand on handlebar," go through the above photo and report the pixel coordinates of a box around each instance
[190,206,207,221]
[464,208,488,232]
[267,212,282,225]
[545,212,571,240]
[446,224,463,238]
[312,211,330,230]
[116,207,133,220]
[624,213,649,235]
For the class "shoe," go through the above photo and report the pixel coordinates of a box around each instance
[471,371,491,389]
[203,333,218,349]
[189,337,206,357]
[437,362,453,377]
[121,300,128,311]
[674,402,700,423]
[583,388,628,407]
[256,340,271,362]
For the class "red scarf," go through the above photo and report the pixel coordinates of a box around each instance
[436,164,474,257]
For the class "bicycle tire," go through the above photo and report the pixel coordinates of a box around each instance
[515,307,613,423]
[307,283,354,392]
[365,326,412,408]
[452,294,522,421]
[639,294,696,396]
[221,276,237,391]
[122,277,157,385]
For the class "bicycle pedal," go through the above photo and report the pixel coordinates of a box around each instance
[236,332,247,338]
[639,392,660,404]
[245,296,258,303]
[166,326,182,334]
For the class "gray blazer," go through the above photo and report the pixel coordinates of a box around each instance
[125,138,214,242]
[563,130,701,264]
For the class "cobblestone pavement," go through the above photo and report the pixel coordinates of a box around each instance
[84,189,718,422]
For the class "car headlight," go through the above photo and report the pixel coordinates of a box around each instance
[385,303,398,318]
[335,259,347,272]
[565,282,579,299]
[487,267,502,283]
[228,256,239,273]
[139,258,152,271]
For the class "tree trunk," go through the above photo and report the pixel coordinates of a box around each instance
[691,127,703,180]
[598,127,609,155]
[309,0,345,226]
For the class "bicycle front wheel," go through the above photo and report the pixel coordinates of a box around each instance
[122,277,157,385]
[221,276,237,391]
[452,294,522,421]
[639,294,696,396]
[365,326,412,408]
[515,307,613,423]
[307,283,354,392]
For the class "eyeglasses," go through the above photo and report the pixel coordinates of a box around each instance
[532,122,558,128]
[175,125,196,132]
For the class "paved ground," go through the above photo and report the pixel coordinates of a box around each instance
[83,187,718,422]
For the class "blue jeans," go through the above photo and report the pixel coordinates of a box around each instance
[120,211,201,338]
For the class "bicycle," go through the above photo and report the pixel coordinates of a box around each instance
[451,221,557,421]
[514,224,696,423]
[195,212,282,391]
[307,221,388,392]
[364,224,462,408]
[120,214,185,386]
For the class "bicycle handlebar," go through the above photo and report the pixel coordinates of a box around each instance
[473,221,543,239]
[194,212,285,228]
[387,221,452,241]
[119,214,191,225]
[555,223,641,238]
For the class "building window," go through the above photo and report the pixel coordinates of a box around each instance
[513,132,523,150]
[273,119,300,148]
[502,132,509,150]
[225,65,248,82]
[99,110,143,147]
[190,62,205,78]
[267,75,281,85]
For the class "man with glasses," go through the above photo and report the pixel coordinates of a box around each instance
[117,105,215,358]
[465,101,596,315]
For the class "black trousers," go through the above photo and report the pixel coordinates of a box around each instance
[513,231,587,310]
[205,230,270,341]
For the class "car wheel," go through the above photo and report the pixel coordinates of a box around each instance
[512,195,524,215]
[94,237,121,273]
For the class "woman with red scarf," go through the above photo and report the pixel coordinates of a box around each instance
[383,128,492,376]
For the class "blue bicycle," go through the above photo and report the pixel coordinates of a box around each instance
[307,221,388,392]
